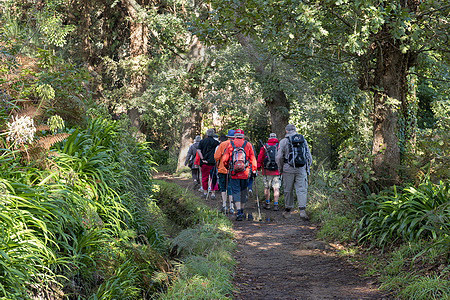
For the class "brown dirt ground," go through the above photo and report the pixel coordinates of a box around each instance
[159,173,391,300]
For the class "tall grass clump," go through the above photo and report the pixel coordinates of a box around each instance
[356,176,449,249]
[355,176,449,299]
[0,116,171,298]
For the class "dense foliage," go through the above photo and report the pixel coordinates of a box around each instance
[0,0,448,298]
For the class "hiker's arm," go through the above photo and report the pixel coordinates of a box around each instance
[196,149,204,160]
[249,145,257,173]
[214,143,223,162]
[275,139,285,173]
[185,145,193,165]
[256,148,265,170]
[305,140,312,175]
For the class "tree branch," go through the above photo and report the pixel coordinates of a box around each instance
[416,4,450,19]
[409,72,450,83]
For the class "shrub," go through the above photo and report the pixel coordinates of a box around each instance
[356,177,449,248]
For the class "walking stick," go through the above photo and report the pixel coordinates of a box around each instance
[252,172,262,221]
[206,172,212,200]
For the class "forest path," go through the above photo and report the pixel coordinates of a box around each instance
[157,173,389,300]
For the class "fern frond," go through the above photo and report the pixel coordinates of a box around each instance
[36,125,51,131]
[15,104,42,119]
[35,133,70,150]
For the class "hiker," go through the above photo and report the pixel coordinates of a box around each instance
[184,135,202,185]
[214,129,236,214]
[221,129,257,221]
[275,124,312,220]
[257,133,281,211]
[197,128,220,198]
[208,135,226,198]
[246,136,256,195]
[193,151,203,192]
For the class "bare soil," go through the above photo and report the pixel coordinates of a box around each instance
[159,173,391,300]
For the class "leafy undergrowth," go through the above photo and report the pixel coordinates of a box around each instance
[307,167,449,300]
[0,117,234,299]
[153,180,235,299]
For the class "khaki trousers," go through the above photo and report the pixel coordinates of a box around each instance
[282,170,308,209]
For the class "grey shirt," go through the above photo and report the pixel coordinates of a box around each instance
[275,130,312,175]
[185,142,199,166]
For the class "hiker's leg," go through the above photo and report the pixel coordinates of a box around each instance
[283,173,295,209]
[227,175,234,209]
[200,165,210,191]
[192,168,199,183]
[294,169,308,209]
[263,175,270,202]
[230,179,241,210]
[247,174,253,192]
[272,175,281,203]
[218,173,227,207]
[240,178,248,209]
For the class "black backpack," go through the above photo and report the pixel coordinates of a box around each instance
[263,143,278,171]
[287,134,307,168]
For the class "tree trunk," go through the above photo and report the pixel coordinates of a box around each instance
[122,0,149,134]
[80,0,93,68]
[177,106,203,170]
[237,34,290,137]
[371,28,414,186]
[265,89,290,139]
[176,36,206,171]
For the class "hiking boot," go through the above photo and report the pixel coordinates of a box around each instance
[299,209,309,220]
[220,206,227,214]
[247,213,253,221]
[273,204,279,211]
[282,209,292,219]
[229,207,235,215]
[202,193,207,198]
[263,202,271,210]
[236,212,244,221]
[211,193,216,199]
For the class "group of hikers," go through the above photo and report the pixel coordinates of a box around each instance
[184,124,312,221]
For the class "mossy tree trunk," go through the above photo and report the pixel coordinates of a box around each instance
[122,0,149,135]
[371,25,417,186]
[177,36,207,171]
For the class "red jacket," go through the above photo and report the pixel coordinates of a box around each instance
[257,138,280,176]
[221,138,257,179]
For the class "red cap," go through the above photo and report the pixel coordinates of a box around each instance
[234,129,245,137]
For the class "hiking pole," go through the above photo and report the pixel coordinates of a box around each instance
[252,172,262,221]
[206,172,212,200]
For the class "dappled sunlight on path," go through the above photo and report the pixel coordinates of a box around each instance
[159,173,389,300]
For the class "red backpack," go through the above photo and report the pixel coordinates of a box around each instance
[229,140,248,175]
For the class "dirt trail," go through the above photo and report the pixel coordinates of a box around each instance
[159,174,389,300]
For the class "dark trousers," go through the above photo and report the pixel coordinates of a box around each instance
[191,168,200,183]
[229,178,248,203]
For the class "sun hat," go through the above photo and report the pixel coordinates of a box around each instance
[226,129,235,138]
[269,133,277,138]
[194,135,201,142]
